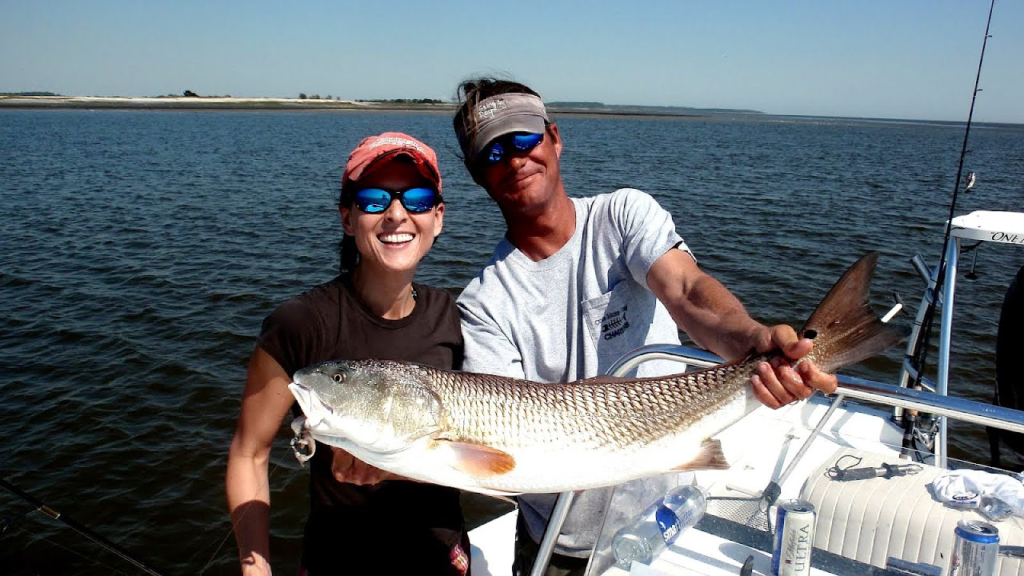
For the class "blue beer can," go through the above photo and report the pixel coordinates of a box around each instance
[771,500,815,576]
[948,520,999,576]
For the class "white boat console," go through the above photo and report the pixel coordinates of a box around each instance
[949,211,1024,244]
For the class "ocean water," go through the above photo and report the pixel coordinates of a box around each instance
[1,109,1022,575]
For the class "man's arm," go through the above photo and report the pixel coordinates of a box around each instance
[645,249,837,408]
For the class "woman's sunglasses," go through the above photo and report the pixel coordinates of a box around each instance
[480,132,544,165]
[353,187,442,214]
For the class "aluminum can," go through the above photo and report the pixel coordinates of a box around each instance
[948,520,999,576]
[771,500,815,576]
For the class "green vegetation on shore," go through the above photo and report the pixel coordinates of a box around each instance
[1,91,63,97]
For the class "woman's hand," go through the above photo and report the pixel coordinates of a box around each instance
[330,448,402,485]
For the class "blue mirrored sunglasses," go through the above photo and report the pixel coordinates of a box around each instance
[481,132,544,165]
[353,187,441,214]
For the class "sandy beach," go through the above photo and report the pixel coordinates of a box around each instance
[0,95,453,111]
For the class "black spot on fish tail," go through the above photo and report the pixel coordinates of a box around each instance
[801,252,906,374]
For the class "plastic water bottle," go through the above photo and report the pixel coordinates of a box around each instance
[611,484,708,568]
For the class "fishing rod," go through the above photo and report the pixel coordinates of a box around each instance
[901,0,997,458]
[0,477,167,576]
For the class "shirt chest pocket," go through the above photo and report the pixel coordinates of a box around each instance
[581,280,658,375]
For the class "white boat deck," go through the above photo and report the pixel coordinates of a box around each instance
[469,508,517,576]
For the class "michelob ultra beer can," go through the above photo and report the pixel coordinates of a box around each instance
[948,519,999,576]
[772,500,816,576]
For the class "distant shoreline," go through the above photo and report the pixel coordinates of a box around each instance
[0,95,732,119]
[0,95,437,111]
[5,96,1017,127]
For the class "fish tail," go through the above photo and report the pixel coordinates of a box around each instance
[800,252,905,374]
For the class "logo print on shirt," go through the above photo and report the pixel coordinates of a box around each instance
[600,305,630,340]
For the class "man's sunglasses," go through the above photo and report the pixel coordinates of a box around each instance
[480,132,544,165]
[352,187,442,214]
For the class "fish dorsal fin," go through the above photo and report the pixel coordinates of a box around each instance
[672,438,730,472]
[436,440,517,477]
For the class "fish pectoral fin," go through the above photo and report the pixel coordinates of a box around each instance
[437,440,516,477]
[672,438,730,472]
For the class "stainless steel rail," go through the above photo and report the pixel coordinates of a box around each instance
[838,373,1024,434]
[611,344,1024,434]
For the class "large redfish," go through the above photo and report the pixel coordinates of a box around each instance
[288,252,902,495]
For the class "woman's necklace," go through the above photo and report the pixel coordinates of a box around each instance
[402,286,417,317]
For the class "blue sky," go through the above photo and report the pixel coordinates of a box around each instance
[2,0,1021,123]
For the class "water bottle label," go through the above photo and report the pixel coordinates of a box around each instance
[655,505,682,545]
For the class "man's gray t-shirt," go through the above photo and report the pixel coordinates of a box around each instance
[457,188,691,557]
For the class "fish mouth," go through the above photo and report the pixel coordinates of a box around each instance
[288,382,326,428]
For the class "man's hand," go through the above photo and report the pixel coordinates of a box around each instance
[330,448,399,485]
[749,324,838,409]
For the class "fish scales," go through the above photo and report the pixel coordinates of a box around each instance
[428,362,754,450]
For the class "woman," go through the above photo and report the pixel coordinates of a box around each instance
[226,133,469,575]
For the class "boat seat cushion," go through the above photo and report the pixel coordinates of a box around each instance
[800,448,1024,575]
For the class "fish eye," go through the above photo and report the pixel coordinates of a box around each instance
[332,372,345,384]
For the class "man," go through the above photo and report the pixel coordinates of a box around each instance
[452,77,837,575]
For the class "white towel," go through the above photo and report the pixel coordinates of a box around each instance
[931,469,1024,520]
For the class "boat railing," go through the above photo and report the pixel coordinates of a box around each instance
[895,210,1024,466]
[607,343,1024,435]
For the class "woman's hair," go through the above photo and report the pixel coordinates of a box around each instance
[453,76,541,165]
[337,199,360,275]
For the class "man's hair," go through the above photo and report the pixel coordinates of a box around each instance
[452,77,542,165]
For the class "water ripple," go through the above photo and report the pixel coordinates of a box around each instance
[1,109,1022,574]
